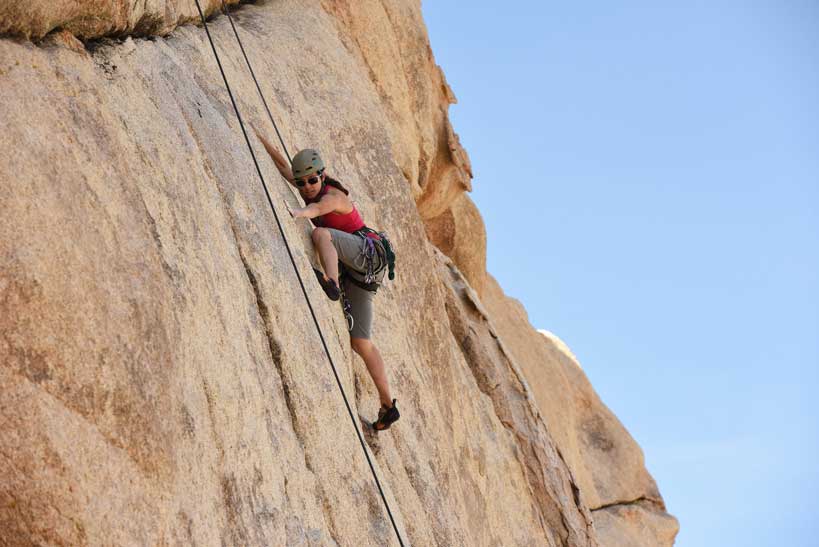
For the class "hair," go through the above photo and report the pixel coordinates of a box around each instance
[323,174,350,195]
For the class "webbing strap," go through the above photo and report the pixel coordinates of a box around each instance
[191,2,405,545]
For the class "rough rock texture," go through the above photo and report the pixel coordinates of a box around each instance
[592,500,680,547]
[482,276,680,545]
[320,0,484,294]
[0,0,237,41]
[0,1,676,545]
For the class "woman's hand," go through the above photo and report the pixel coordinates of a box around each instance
[285,202,303,219]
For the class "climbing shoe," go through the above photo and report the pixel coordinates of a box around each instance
[313,267,340,301]
[373,399,400,431]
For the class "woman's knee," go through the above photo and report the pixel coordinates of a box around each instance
[311,227,331,245]
[350,337,372,355]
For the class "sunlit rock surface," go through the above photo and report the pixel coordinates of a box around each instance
[0,1,677,545]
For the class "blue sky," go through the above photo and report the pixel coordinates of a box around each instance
[422,2,818,545]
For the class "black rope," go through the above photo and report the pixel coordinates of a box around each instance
[191,2,405,545]
[220,1,292,164]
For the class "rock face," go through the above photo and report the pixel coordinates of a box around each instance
[0,0,236,41]
[482,277,680,545]
[0,2,677,546]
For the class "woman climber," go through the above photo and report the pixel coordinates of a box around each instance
[254,129,400,431]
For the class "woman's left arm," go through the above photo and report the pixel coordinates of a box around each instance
[290,192,347,219]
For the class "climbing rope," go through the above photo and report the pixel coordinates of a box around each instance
[191,2,405,545]
[220,1,291,164]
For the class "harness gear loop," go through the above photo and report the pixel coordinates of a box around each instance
[354,227,397,282]
[338,280,355,331]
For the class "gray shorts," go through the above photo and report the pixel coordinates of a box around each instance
[326,228,385,340]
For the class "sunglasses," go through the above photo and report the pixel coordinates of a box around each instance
[296,169,324,187]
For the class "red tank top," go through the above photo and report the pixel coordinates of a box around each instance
[308,183,366,233]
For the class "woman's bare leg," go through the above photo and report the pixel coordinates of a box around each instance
[351,337,392,407]
[311,228,339,284]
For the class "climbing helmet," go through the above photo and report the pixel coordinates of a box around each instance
[291,149,325,179]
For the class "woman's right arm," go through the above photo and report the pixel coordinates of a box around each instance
[254,128,296,186]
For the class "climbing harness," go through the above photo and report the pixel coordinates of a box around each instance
[338,229,393,298]
[191,2,405,545]
[354,226,396,282]
[361,235,380,285]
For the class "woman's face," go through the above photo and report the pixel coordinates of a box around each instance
[298,171,325,200]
